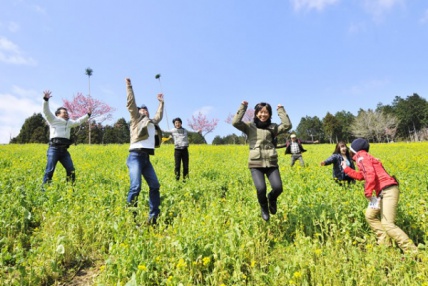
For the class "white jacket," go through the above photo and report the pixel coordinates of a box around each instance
[43,100,89,139]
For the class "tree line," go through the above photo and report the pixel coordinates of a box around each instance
[213,93,428,144]
[10,116,206,145]
[10,93,428,145]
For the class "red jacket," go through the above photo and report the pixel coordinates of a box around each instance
[343,150,397,198]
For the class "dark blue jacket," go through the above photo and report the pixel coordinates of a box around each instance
[323,153,355,181]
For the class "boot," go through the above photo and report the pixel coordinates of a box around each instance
[268,193,277,215]
[260,203,270,221]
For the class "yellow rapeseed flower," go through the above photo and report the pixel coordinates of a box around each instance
[176,258,186,268]
[202,256,211,266]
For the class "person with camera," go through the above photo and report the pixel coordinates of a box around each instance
[42,90,90,184]
[342,138,418,255]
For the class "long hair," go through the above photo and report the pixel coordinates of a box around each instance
[333,141,350,157]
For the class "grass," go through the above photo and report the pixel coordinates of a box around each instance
[0,142,427,285]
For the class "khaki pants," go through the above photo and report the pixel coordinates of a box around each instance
[365,185,417,253]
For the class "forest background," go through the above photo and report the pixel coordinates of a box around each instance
[9,92,428,145]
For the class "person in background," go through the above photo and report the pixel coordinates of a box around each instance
[232,101,292,221]
[277,134,318,167]
[42,90,90,185]
[320,141,355,185]
[342,138,418,255]
[125,78,164,225]
[165,117,201,181]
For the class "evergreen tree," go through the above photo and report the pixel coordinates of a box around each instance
[323,112,340,144]
[296,116,324,142]
[334,111,355,143]
[212,135,225,145]
[390,93,428,140]
[102,126,116,144]
[114,118,130,144]
[10,113,49,143]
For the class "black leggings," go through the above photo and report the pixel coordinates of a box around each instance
[250,167,283,205]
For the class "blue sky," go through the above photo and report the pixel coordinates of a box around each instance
[1,0,427,144]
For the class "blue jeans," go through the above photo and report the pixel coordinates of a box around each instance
[126,151,161,219]
[43,146,75,184]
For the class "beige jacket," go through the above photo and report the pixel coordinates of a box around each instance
[127,85,164,145]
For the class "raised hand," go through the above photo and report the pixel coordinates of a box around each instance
[43,90,52,100]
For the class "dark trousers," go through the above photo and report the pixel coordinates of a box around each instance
[250,167,283,205]
[174,147,189,180]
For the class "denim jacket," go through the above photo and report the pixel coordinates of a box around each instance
[323,153,355,180]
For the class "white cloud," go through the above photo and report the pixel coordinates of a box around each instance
[363,0,405,22]
[33,5,47,15]
[0,36,36,65]
[193,106,214,117]
[0,87,43,143]
[8,22,20,33]
[343,78,390,95]
[290,0,339,12]
[420,9,428,24]
[348,22,367,34]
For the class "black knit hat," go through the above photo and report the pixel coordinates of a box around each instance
[350,138,370,153]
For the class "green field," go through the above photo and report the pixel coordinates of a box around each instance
[1,143,427,285]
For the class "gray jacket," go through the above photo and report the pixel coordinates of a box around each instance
[168,128,191,149]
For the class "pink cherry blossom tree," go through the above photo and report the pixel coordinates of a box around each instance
[225,108,254,124]
[187,112,219,140]
[63,93,115,144]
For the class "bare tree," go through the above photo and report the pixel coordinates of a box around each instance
[351,109,398,142]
